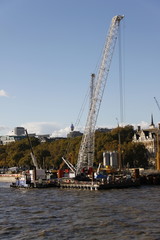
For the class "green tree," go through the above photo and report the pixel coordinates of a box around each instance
[123,142,148,168]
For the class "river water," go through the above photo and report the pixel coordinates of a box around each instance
[0,182,160,240]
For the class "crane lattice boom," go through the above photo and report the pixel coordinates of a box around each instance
[76,15,124,175]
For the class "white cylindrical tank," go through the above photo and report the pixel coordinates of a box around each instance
[110,151,118,168]
[29,170,36,182]
[103,152,110,166]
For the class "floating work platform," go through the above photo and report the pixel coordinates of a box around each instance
[98,179,140,190]
[58,177,140,191]
[140,172,160,185]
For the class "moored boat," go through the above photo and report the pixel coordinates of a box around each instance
[10,170,59,189]
[0,174,21,183]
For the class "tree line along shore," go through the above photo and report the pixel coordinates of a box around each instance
[0,125,149,172]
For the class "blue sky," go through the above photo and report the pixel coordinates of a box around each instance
[0,0,160,136]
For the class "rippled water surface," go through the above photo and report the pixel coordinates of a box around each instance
[0,182,160,240]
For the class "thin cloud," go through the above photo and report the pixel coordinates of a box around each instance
[133,121,149,130]
[50,127,71,138]
[22,122,82,137]
[6,122,74,137]
[21,122,62,135]
[0,125,11,135]
[0,126,10,131]
[0,89,9,97]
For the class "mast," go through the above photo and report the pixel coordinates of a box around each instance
[25,129,39,170]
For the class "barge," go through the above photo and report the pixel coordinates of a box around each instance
[58,173,140,191]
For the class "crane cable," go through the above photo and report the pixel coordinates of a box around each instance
[74,87,90,128]
[118,18,125,126]
[63,83,90,159]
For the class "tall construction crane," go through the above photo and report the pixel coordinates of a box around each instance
[76,15,124,176]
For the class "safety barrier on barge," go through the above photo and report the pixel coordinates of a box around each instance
[60,182,99,190]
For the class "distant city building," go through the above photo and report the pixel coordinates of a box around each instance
[14,127,25,136]
[0,127,36,145]
[133,115,159,167]
[0,135,26,145]
[67,127,112,138]
[36,134,50,143]
[0,127,67,145]
[67,124,83,138]
[96,128,112,133]
[67,131,83,138]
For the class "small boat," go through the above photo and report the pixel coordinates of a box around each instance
[10,129,59,189]
[10,170,58,189]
